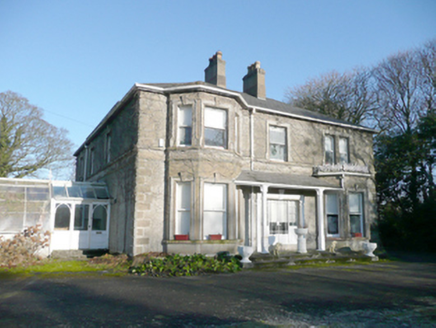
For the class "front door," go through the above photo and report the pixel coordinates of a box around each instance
[52,202,109,250]
[266,198,298,246]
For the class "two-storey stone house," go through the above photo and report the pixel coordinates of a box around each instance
[74,52,377,256]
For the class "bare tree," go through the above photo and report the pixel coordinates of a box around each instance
[0,91,74,178]
[285,69,376,126]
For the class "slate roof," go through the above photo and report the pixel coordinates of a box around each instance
[145,81,370,130]
[235,170,340,189]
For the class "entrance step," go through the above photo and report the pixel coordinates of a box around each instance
[50,249,108,260]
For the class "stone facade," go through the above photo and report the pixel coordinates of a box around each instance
[74,52,377,256]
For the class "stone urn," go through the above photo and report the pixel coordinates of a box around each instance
[238,246,254,264]
[295,228,308,254]
[363,242,377,257]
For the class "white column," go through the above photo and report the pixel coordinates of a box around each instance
[316,188,326,251]
[260,184,269,253]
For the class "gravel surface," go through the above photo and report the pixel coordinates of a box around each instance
[1,260,435,327]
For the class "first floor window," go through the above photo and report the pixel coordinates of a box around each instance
[176,182,191,235]
[269,126,287,161]
[105,132,112,163]
[204,107,227,148]
[325,135,335,165]
[349,193,364,236]
[326,194,339,236]
[203,183,227,239]
[178,106,192,146]
[339,137,349,164]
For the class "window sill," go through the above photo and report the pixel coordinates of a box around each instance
[163,239,241,244]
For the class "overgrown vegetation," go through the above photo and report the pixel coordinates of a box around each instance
[0,225,50,268]
[129,253,241,277]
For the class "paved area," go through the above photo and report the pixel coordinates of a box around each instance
[1,260,436,327]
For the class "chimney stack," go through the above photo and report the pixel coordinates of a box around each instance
[204,51,226,88]
[242,61,266,99]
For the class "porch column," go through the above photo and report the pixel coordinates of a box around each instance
[316,188,326,251]
[260,184,269,253]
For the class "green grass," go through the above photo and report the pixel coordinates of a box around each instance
[0,257,131,279]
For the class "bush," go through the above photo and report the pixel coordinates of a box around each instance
[129,253,241,277]
[0,225,50,268]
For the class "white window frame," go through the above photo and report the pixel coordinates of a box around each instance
[178,106,192,146]
[326,193,340,237]
[269,125,287,161]
[349,193,364,237]
[203,183,227,240]
[324,135,335,165]
[204,107,227,149]
[175,182,191,236]
[339,137,349,164]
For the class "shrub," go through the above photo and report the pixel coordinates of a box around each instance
[129,253,241,277]
[0,225,50,268]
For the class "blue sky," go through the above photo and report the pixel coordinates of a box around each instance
[1,0,436,178]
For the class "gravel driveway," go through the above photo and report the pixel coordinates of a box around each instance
[1,260,435,327]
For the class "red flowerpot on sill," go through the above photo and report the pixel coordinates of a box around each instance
[209,234,222,240]
[174,234,189,240]
[353,232,363,238]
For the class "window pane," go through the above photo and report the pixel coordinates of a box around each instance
[179,127,192,146]
[349,193,362,213]
[179,106,192,126]
[92,205,107,231]
[350,215,362,233]
[67,186,82,198]
[270,126,286,144]
[177,183,191,210]
[55,204,70,230]
[53,186,67,198]
[205,108,226,129]
[325,151,334,165]
[205,127,226,148]
[327,215,339,234]
[339,138,349,163]
[176,212,190,235]
[326,194,338,214]
[325,136,334,151]
[204,184,226,210]
[204,212,225,236]
[94,187,109,199]
[270,144,286,161]
[27,187,50,201]
[74,205,89,231]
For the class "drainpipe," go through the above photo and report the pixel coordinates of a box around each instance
[250,108,255,171]
[316,188,326,251]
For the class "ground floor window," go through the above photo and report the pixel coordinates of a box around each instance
[175,182,191,236]
[326,194,339,236]
[349,193,364,236]
[55,204,71,230]
[203,183,227,240]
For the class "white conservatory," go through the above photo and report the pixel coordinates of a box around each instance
[0,178,111,254]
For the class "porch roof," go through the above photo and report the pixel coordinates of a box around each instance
[235,170,340,190]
